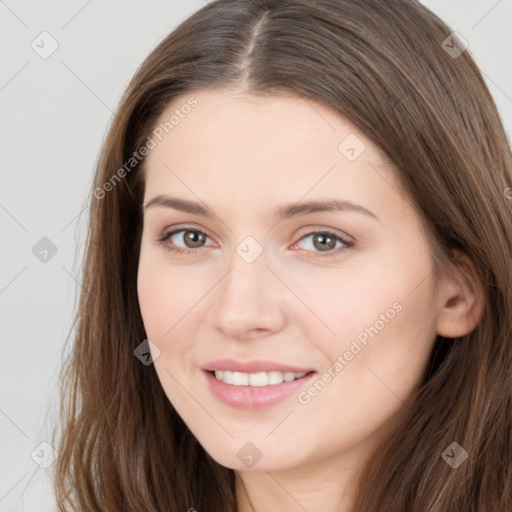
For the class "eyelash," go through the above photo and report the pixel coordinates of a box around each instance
[155,227,354,258]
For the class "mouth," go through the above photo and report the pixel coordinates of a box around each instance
[202,363,317,409]
[208,369,313,386]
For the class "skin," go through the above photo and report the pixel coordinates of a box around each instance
[137,88,484,512]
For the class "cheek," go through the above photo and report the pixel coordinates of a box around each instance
[136,260,198,401]
[136,254,213,394]
[315,277,438,420]
[137,252,205,337]
[306,248,439,400]
[286,257,401,346]
[294,296,437,460]
[318,242,436,340]
[137,264,171,337]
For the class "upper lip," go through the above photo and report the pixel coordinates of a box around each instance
[203,358,315,374]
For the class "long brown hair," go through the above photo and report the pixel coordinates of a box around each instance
[51,0,512,510]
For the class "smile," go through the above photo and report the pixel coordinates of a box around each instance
[203,368,316,409]
[212,370,307,386]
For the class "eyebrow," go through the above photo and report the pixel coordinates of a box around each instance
[143,195,379,221]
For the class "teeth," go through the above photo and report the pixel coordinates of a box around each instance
[232,372,249,386]
[249,372,268,386]
[268,371,284,385]
[213,370,307,386]
[284,372,296,382]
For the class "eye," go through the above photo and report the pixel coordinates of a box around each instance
[155,227,354,258]
[291,230,354,257]
[156,227,214,255]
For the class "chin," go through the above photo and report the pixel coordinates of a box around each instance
[200,441,298,473]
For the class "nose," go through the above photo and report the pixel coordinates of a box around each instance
[211,247,287,340]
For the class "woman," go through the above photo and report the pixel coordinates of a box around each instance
[52,0,512,510]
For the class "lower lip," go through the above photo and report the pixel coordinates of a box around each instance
[203,370,316,409]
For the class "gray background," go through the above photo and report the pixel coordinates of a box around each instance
[1,1,511,510]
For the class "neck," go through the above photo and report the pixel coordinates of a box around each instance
[234,446,366,512]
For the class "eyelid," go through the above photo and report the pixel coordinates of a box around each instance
[294,225,354,243]
[290,227,354,257]
[155,225,215,249]
[155,224,354,257]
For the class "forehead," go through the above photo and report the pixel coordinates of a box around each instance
[143,88,401,214]
[147,87,394,163]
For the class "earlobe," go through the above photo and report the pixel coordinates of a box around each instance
[435,250,486,339]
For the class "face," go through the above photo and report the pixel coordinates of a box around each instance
[137,88,443,474]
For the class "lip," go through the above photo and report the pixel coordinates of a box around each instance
[203,358,314,374]
[202,363,317,410]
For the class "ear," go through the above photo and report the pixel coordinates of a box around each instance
[436,249,486,338]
